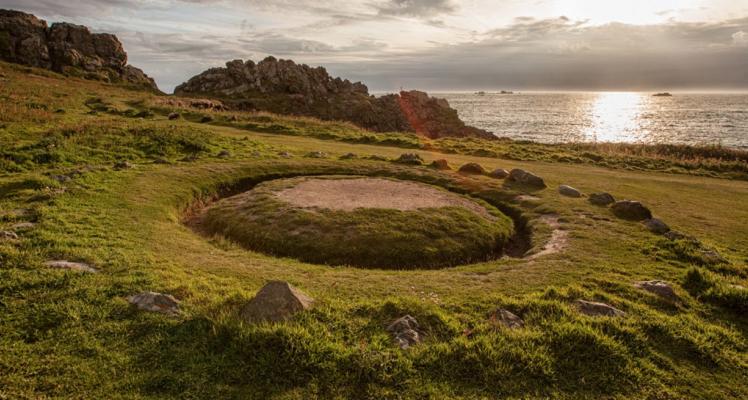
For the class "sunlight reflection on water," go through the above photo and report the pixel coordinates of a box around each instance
[438,91,748,148]
[584,92,645,142]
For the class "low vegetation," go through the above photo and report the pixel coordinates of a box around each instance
[196,174,514,269]
[1,61,748,399]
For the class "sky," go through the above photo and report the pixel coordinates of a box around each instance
[5,0,748,93]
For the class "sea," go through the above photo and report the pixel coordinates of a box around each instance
[433,92,748,149]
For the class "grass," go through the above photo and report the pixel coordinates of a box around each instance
[197,174,514,269]
[1,61,748,399]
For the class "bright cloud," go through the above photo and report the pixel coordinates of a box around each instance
[4,0,748,92]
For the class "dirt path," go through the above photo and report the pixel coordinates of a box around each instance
[274,177,494,218]
[528,214,568,259]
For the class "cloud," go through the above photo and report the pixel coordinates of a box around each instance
[0,0,145,19]
[733,30,748,46]
[5,1,747,92]
[329,16,748,91]
[375,0,456,18]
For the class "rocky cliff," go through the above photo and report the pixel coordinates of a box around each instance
[0,9,159,92]
[398,90,495,140]
[175,57,495,139]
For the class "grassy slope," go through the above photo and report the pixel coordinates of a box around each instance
[1,62,748,399]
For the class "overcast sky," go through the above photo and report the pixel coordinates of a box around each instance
[6,0,748,93]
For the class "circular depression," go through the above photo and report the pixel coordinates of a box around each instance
[195,176,515,269]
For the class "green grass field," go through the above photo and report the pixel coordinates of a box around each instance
[1,61,747,399]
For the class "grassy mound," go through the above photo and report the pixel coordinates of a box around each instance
[199,176,514,269]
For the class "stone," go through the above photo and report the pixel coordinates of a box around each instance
[167,112,180,120]
[11,222,35,231]
[173,56,494,139]
[664,230,697,242]
[0,230,19,240]
[393,153,424,165]
[506,169,546,188]
[634,280,678,301]
[304,151,327,158]
[50,174,71,183]
[643,218,670,234]
[0,10,159,91]
[0,9,50,68]
[488,308,524,329]
[700,249,728,265]
[558,185,582,197]
[611,200,652,221]
[44,260,97,273]
[575,300,625,317]
[488,168,509,179]
[430,159,451,170]
[113,161,132,170]
[339,153,357,160]
[217,150,231,158]
[588,192,615,206]
[127,291,180,315]
[240,281,314,324]
[458,163,486,174]
[387,315,421,349]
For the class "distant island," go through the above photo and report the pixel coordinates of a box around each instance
[653,92,673,97]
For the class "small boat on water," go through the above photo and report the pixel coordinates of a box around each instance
[653,92,673,97]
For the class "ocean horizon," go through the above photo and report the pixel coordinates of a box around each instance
[374,91,748,149]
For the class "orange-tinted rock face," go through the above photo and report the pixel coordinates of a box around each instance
[398,90,496,140]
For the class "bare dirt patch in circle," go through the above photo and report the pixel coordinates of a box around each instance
[274,177,494,219]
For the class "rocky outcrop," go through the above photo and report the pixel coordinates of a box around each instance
[127,291,180,315]
[458,163,486,174]
[240,281,314,324]
[507,169,546,188]
[643,218,670,234]
[0,230,18,240]
[634,280,678,301]
[489,168,509,179]
[398,90,495,140]
[611,200,652,221]
[558,185,582,198]
[44,260,98,273]
[488,308,524,329]
[387,315,421,349]
[175,57,495,140]
[575,300,625,317]
[430,159,451,170]
[588,192,615,206]
[0,9,159,91]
